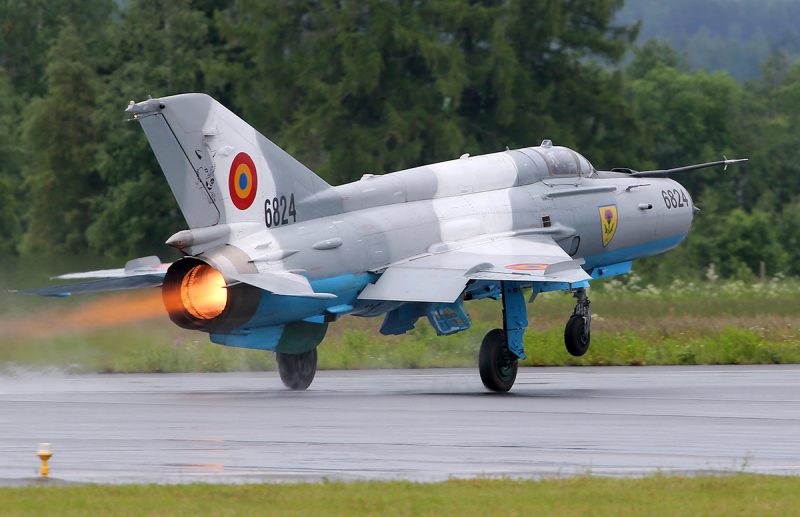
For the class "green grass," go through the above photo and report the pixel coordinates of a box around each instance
[1,277,799,373]
[2,475,799,516]
[2,317,799,374]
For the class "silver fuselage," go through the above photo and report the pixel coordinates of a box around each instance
[195,146,693,328]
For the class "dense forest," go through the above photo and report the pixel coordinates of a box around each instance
[0,0,798,283]
[619,0,800,80]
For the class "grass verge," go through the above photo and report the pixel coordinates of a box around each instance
[2,475,799,516]
[1,279,799,373]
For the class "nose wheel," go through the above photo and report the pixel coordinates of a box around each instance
[565,288,591,357]
[479,328,518,392]
[277,348,318,390]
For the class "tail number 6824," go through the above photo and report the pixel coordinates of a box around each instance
[265,194,297,228]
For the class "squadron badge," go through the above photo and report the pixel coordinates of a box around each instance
[599,204,618,247]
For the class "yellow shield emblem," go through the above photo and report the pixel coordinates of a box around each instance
[599,205,618,247]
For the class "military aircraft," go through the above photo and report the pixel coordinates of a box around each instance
[20,94,746,392]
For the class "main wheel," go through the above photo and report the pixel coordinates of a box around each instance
[276,348,318,390]
[479,328,518,392]
[564,315,590,357]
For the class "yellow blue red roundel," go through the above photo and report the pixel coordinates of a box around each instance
[505,263,548,271]
[229,152,258,210]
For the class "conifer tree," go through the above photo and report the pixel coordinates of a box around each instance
[0,0,113,96]
[87,0,228,258]
[0,67,21,255]
[19,21,102,255]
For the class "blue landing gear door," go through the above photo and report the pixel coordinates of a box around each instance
[426,299,472,336]
[501,282,528,359]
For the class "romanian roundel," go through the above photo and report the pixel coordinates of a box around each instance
[228,152,258,210]
[505,263,548,271]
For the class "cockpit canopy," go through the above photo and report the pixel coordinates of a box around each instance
[522,141,595,178]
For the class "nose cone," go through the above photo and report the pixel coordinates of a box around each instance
[683,187,695,220]
[655,179,695,239]
[684,187,698,223]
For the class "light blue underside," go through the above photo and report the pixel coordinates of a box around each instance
[241,273,375,328]
[211,326,284,350]
[583,234,687,269]
[590,261,633,279]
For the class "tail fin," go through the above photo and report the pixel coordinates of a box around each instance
[126,93,332,228]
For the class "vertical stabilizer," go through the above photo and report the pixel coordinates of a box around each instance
[126,93,333,228]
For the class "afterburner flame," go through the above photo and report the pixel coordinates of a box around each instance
[180,264,228,320]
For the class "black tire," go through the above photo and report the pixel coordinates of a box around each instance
[479,328,518,392]
[564,316,590,357]
[276,348,317,390]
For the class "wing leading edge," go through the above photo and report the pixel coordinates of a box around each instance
[358,235,590,303]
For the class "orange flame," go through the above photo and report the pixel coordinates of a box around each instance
[180,265,228,320]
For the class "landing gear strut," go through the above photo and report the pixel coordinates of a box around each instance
[479,282,528,392]
[565,287,591,357]
[276,348,318,390]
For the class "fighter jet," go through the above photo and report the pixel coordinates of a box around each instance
[20,94,746,392]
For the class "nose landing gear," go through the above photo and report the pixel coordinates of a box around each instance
[565,287,591,357]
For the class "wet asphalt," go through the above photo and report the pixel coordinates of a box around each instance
[1,365,799,484]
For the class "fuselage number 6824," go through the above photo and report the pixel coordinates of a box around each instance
[662,189,688,209]
[265,194,297,228]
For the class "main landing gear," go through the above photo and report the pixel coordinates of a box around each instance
[276,348,318,390]
[479,282,528,392]
[564,287,591,357]
[478,284,593,392]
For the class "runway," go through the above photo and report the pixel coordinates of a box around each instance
[1,365,800,484]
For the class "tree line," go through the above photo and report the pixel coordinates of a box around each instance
[1,0,798,282]
[619,0,800,80]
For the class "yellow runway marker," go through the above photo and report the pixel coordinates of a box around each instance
[37,443,52,479]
